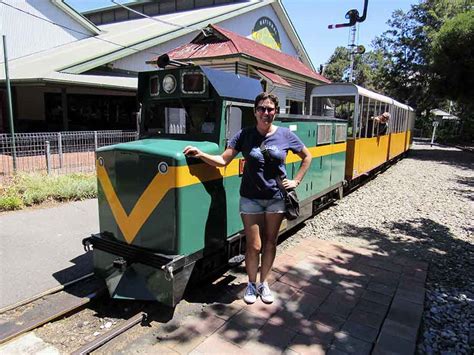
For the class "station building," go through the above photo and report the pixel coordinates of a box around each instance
[0,0,329,133]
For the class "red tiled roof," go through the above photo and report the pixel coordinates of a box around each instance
[165,24,330,84]
[256,69,291,87]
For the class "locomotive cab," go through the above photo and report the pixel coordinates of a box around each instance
[85,65,262,306]
[139,67,220,141]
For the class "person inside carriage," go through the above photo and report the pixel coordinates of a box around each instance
[362,112,391,137]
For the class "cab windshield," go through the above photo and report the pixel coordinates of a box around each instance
[312,96,355,119]
[141,100,218,141]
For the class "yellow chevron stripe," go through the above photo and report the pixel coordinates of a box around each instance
[97,163,176,243]
[97,142,346,244]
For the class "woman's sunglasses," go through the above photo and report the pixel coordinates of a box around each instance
[256,106,276,114]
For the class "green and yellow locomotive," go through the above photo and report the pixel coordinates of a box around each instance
[84,60,347,306]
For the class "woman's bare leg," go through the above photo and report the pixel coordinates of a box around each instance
[260,213,284,283]
[241,213,264,283]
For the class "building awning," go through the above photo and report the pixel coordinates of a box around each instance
[201,66,262,102]
[255,69,291,87]
[6,72,137,91]
[430,109,459,120]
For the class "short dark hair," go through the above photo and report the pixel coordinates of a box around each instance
[254,92,279,111]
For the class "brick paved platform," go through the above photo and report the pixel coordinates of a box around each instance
[153,238,427,354]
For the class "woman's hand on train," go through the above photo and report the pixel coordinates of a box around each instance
[183,146,202,158]
[282,178,300,189]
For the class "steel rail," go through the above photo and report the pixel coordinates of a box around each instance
[71,312,148,355]
[0,289,102,345]
[0,272,94,315]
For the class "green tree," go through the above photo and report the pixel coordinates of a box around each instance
[324,46,385,90]
[431,10,474,105]
[372,0,471,114]
[361,49,388,93]
[372,8,434,114]
[324,46,350,83]
[370,0,473,143]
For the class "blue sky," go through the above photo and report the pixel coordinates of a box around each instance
[67,0,415,67]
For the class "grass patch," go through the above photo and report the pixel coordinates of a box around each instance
[0,173,97,211]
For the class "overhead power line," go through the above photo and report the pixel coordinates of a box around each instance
[110,0,204,32]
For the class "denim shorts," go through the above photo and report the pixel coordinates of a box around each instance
[239,196,285,214]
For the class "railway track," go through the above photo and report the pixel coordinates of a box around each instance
[71,312,147,355]
[0,274,153,354]
[0,275,104,345]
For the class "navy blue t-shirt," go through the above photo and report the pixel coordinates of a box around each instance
[228,126,304,199]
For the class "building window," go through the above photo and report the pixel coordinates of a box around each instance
[285,99,303,114]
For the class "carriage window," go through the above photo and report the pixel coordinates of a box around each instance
[312,96,354,136]
[368,99,378,137]
[395,108,399,133]
[360,97,371,137]
[357,95,364,138]
[398,108,402,132]
[395,107,400,133]
[376,100,383,117]
[400,108,404,132]
[367,98,375,118]
[312,96,354,118]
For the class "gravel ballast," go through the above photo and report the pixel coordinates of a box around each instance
[280,142,473,354]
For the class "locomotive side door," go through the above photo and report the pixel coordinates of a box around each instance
[222,102,255,238]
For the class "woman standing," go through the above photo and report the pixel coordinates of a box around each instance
[183,93,312,304]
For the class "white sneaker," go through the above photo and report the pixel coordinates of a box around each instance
[244,282,258,304]
[258,282,274,304]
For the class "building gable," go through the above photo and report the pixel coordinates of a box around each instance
[109,2,308,74]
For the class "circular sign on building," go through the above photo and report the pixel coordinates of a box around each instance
[252,16,281,51]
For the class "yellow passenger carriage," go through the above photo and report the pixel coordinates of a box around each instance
[310,83,415,182]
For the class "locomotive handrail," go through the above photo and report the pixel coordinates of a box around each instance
[83,233,202,274]
[83,234,176,268]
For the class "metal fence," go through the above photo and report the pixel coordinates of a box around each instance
[0,130,138,178]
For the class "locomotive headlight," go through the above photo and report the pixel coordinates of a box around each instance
[158,161,169,174]
[162,75,177,94]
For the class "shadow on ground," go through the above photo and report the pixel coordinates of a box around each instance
[49,218,472,353]
[452,175,474,201]
[338,218,473,288]
[137,213,473,354]
[52,253,93,285]
[53,143,473,353]
[409,142,474,171]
